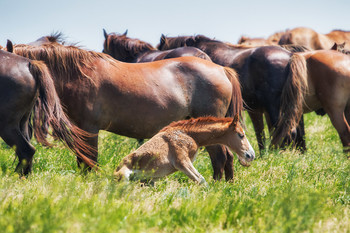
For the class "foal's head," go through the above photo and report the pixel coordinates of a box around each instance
[224,115,255,166]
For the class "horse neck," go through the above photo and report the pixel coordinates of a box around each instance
[180,122,231,147]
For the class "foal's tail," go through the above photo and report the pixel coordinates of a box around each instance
[271,53,308,145]
[29,60,96,168]
[223,67,243,118]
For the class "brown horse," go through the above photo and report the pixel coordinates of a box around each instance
[331,42,350,55]
[102,30,211,62]
[298,50,350,154]
[10,42,243,181]
[237,31,285,47]
[0,49,93,175]
[114,115,255,184]
[157,34,308,153]
[279,27,350,50]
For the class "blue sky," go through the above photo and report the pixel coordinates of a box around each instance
[1,0,349,51]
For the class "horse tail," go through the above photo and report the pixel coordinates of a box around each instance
[271,53,308,145]
[223,67,243,118]
[29,60,96,168]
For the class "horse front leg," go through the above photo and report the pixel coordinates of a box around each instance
[248,111,265,153]
[206,145,228,181]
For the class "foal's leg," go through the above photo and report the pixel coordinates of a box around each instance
[173,155,207,185]
[1,127,36,175]
[248,111,265,153]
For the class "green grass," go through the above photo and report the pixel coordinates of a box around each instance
[0,113,349,233]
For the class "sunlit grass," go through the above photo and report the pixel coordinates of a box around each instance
[0,112,349,232]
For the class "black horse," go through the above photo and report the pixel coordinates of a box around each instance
[158,35,307,152]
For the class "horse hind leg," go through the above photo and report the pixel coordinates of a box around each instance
[1,127,36,175]
[325,106,350,154]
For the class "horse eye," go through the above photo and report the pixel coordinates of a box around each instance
[238,133,245,139]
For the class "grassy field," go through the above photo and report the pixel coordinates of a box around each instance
[0,112,349,233]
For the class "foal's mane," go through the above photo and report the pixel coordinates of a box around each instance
[13,43,116,85]
[106,33,156,58]
[160,117,233,132]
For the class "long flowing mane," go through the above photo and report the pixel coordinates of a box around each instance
[160,116,233,132]
[12,43,117,85]
[105,33,156,59]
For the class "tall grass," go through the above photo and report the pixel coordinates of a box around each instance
[0,113,349,232]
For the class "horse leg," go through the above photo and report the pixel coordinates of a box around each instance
[325,108,350,153]
[1,127,36,175]
[294,116,306,153]
[206,145,227,181]
[248,111,265,153]
[173,156,207,185]
[76,132,99,170]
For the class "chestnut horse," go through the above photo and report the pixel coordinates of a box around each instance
[157,34,308,152]
[102,30,211,62]
[0,49,93,175]
[237,31,285,47]
[114,115,255,184]
[279,27,350,50]
[10,42,243,181]
[298,50,350,154]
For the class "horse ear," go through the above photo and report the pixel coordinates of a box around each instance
[123,30,128,36]
[238,36,248,44]
[185,37,195,47]
[331,42,338,51]
[160,34,166,44]
[6,39,13,53]
[231,114,239,127]
[103,29,108,39]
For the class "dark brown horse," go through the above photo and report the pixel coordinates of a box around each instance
[102,30,211,62]
[0,49,93,175]
[10,42,244,181]
[157,34,308,152]
[279,27,350,50]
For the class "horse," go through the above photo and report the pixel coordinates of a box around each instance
[10,41,243,181]
[0,49,93,175]
[331,42,350,55]
[279,27,350,50]
[237,31,285,47]
[102,29,211,62]
[114,115,255,184]
[157,34,308,153]
[298,49,350,154]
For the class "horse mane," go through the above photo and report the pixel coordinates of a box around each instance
[45,31,66,44]
[106,33,155,59]
[280,44,310,53]
[329,29,350,33]
[160,116,233,133]
[13,43,117,86]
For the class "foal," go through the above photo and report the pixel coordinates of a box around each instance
[114,115,255,184]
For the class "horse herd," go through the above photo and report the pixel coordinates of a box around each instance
[0,26,349,184]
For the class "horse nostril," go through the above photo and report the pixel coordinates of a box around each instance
[245,152,255,161]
